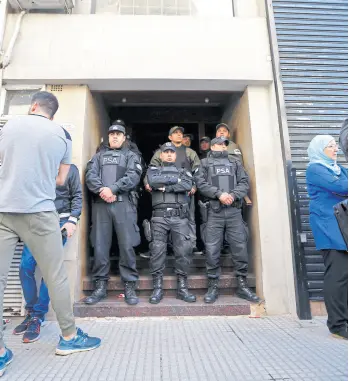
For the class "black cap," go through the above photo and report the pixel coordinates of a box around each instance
[161,142,176,152]
[112,119,126,127]
[169,126,184,135]
[200,136,211,143]
[211,137,229,146]
[215,123,230,132]
[109,124,126,135]
[184,133,194,141]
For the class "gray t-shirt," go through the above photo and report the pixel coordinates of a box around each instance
[0,114,72,213]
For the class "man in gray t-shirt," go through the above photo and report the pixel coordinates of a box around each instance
[0,91,101,377]
[0,114,71,213]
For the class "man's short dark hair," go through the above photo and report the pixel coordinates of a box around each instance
[31,91,59,118]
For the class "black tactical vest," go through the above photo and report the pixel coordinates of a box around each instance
[100,149,127,189]
[206,152,236,193]
[152,165,190,208]
[175,145,191,171]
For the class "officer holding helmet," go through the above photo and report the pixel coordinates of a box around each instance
[215,123,243,161]
[147,142,196,304]
[85,122,142,305]
[145,126,201,254]
[195,137,260,304]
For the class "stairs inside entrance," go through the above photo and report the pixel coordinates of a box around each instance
[74,254,256,318]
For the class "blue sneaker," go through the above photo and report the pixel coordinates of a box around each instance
[55,328,101,356]
[0,348,13,377]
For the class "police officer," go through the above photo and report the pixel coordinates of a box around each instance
[84,122,142,305]
[145,126,201,254]
[215,122,252,255]
[215,123,243,161]
[195,137,260,304]
[183,133,194,148]
[199,136,211,159]
[147,142,196,304]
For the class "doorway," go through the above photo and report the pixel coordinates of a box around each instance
[84,91,255,286]
[131,123,200,163]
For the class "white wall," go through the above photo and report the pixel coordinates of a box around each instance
[2,14,272,90]
[193,0,233,16]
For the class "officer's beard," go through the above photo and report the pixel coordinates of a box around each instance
[211,150,228,158]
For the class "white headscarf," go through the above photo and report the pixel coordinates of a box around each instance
[307,135,341,175]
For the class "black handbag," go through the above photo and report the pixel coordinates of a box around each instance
[334,199,348,249]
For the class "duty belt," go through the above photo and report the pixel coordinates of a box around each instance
[153,208,181,218]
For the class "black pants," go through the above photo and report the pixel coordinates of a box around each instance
[188,196,197,248]
[322,249,348,334]
[150,216,192,276]
[90,201,140,282]
[205,207,248,278]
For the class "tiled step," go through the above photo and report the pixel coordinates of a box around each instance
[74,295,251,318]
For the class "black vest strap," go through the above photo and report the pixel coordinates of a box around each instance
[175,145,191,171]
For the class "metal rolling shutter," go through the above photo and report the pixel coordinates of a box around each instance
[272,0,348,300]
[0,118,24,316]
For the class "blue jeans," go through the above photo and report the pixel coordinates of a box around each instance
[19,219,68,319]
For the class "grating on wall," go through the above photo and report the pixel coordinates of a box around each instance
[50,85,64,92]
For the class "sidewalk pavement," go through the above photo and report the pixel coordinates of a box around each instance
[2,315,347,381]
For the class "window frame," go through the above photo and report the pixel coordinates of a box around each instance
[0,84,45,118]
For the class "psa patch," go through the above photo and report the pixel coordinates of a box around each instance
[215,166,232,175]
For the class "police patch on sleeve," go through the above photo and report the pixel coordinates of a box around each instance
[186,171,193,178]
[234,149,242,155]
[136,164,142,171]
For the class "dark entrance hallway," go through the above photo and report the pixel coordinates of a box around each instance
[76,91,256,317]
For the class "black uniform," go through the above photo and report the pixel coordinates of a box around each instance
[86,146,142,282]
[195,151,249,278]
[147,164,193,276]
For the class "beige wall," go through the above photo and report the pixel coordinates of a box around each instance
[222,86,296,315]
[245,85,296,315]
[3,14,272,90]
[230,91,264,299]
[78,90,110,296]
[45,86,109,310]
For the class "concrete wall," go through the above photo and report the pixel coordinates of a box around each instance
[230,91,264,299]
[245,85,296,315]
[44,85,109,310]
[2,14,272,90]
[222,86,296,315]
[79,90,110,295]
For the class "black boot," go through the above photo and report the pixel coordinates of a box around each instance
[177,275,196,303]
[83,280,107,305]
[236,276,261,303]
[124,281,139,305]
[149,275,164,304]
[192,247,203,255]
[204,278,219,304]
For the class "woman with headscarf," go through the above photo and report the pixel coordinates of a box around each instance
[307,135,348,340]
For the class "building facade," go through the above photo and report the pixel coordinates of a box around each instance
[2,0,341,318]
[270,0,348,316]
